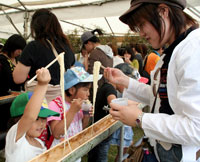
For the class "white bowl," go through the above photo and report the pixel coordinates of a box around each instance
[81,102,92,111]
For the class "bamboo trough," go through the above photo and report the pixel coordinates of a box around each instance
[0,91,21,105]
[29,115,123,162]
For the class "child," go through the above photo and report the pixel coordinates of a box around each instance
[47,67,101,149]
[5,68,59,162]
[88,81,117,162]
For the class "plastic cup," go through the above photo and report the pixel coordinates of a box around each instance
[82,102,92,114]
[111,98,128,106]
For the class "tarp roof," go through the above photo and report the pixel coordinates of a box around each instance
[0,0,200,39]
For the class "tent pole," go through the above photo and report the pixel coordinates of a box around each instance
[187,8,200,19]
[0,3,24,11]
[23,11,29,40]
[104,17,115,36]
[18,0,30,40]
[1,9,23,37]
[60,20,92,30]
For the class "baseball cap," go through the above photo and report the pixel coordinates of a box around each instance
[10,92,60,118]
[81,31,95,45]
[64,66,102,90]
[120,0,186,24]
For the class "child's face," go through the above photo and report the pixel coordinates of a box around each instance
[27,117,47,138]
[124,53,131,60]
[74,86,90,100]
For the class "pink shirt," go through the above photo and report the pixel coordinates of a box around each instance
[47,96,83,146]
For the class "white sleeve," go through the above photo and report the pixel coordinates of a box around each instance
[123,78,152,105]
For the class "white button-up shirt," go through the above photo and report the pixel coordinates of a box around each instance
[123,28,200,162]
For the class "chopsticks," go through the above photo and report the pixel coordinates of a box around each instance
[100,65,105,70]
[27,52,64,85]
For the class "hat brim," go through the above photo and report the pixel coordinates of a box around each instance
[119,3,142,24]
[38,108,60,118]
[119,0,186,24]
[81,74,103,83]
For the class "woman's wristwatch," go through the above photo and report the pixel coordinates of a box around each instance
[136,112,144,128]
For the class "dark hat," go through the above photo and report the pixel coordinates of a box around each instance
[81,31,95,44]
[115,63,134,78]
[119,0,186,24]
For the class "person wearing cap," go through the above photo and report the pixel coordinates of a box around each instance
[47,67,101,160]
[5,68,59,162]
[104,0,200,161]
[80,29,113,88]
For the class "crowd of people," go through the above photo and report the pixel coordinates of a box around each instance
[0,0,200,161]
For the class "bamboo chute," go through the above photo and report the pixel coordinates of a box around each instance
[29,115,122,162]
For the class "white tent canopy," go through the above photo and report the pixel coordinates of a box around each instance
[0,0,200,39]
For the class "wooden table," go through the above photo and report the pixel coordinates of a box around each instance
[0,91,21,106]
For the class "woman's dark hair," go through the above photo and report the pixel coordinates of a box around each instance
[126,3,198,42]
[31,9,71,49]
[65,82,91,97]
[118,47,125,56]
[122,47,135,61]
[2,34,26,58]
[141,44,148,59]
[135,44,143,54]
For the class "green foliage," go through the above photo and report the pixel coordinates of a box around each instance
[0,38,6,44]
[121,29,149,47]
[64,27,152,54]
[67,29,82,53]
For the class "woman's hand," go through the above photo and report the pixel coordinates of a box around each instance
[104,67,130,88]
[109,102,143,127]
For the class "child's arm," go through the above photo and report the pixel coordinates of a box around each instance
[16,68,50,142]
[49,99,82,139]
[107,94,117,105]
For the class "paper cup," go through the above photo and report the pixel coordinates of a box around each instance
[111,98,128,106]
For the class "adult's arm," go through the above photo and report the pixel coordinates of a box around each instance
[13,62,31,84]
[123,78,151,105]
